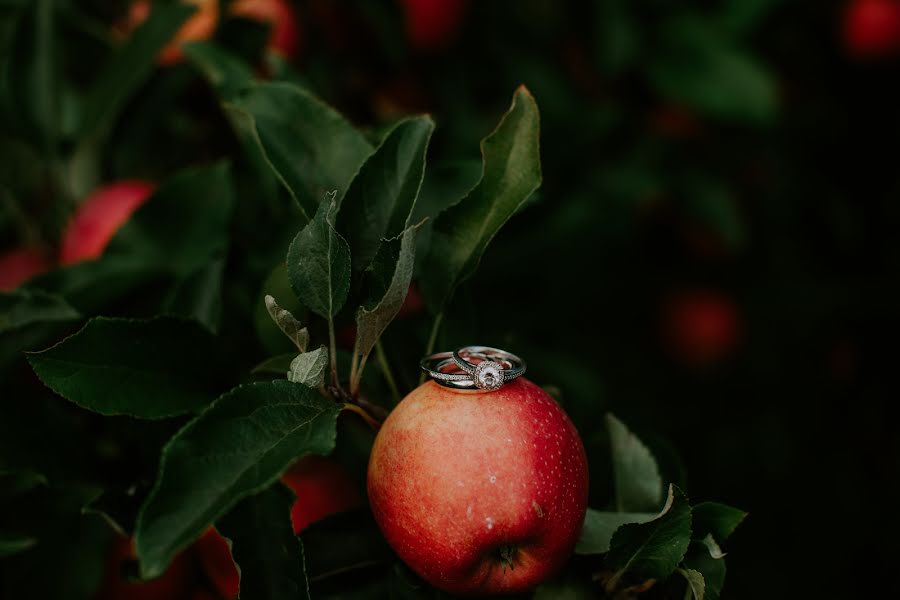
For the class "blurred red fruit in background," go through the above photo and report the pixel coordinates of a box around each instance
[94,535,196,600]
[124,0,300,65]
[663,290,743,365]
[126,0,219,66]
[0,247,50,291]
[401,0,467,50]
[231,0,302,58]
[60,181,156,266]
[281,456,363,533]
[194,529,239,600]
[843,0,900,57]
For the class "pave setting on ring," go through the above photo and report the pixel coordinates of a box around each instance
[473,360,504,391]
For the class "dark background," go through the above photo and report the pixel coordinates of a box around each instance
[3,0,900,598]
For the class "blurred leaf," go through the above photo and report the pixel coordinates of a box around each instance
[287,192,351,319]
[721,0,783,37]
[219,485,310,600]
[575,509,656,554]
[227,82,373,219]
[135,381,340,579]
[183,40,254,100]
[605,485,692,589]
[0,534,36,558]
[607,414,664,512]
[0,290,79,333]
[534,570,596,599]
[109,162,234,277]
[679,568,706,600]
[354,224,420,364]
[421,86,542,310]
[339,116,433,273]
[0,469,47,500]
[699,533,725,559]
[301,509,391,584]
[252,353,295,375]
[265,294,309,352]
[648,18,777,123]
[27,316,229,419]
[83,486,143,537]
[691,502,747,543]
[679,175,745,250]
[288,346,328,388]
[594,0,640,75]
[682,541,726,600]
[162,257,225,332]
[79,2,194,140]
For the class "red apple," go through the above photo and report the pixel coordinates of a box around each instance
[367,377,589,595]
[663,289,742,364]
[231,0,302,58]
[0,247,50,291]
[124,0,219,66]
[400,0,467,50]
[94,535,197,600]
[843,0,900,57]
[281,456,363,534]
[59,181,155,266]
[194,528,239,600]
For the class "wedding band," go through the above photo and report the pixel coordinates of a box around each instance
[420,346,526,391]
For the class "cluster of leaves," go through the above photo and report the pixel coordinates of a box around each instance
[0,2,762,599]
[569,416,745,600]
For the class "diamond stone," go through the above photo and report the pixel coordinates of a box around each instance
[474,361,504,391]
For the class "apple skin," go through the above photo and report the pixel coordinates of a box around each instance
[59,181,156,266]
[194,528,240,600]
[843,0,900,57]
[367,377,589,595]
[0,247,50,291]
[127,0,219,66]
[281,456,363,534]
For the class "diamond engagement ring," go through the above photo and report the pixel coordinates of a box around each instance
[420,346,526,391]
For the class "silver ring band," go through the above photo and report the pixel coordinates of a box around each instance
[420,346,526,391]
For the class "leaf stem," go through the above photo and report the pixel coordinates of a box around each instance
[375,339,401,404]
[342,403,381,431]
[327,316,338,388]
[420,311,444,383]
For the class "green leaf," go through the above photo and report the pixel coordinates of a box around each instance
[607,414,664,512]
[79,2,194,140]
[648,17,777,123]
[135,380,340,579]
[575,509,656,555]
[0,290,79,334]
[0,534,37,558]
[287,192,351,319]
[27,316,229,419]
[682,541,726,600]
[691,502,747,542]
[163,258,226,332]
[679,568,706,600]
[219,486,310,600]
[605,485,692,589]
[354,224,420,363]
[699,533,725,559]
[183,40,254,101]
[338,116,434,273]
[0,470,48,500]
[265,295,309,352]
[420,86,542,310]
[226,82,373,219]
[288,346,328,388]
[108,162,234,277]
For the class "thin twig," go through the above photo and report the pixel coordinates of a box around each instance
[327,316,339,389]
[375,339,401,404]
[342,403,380,431]
[419,311,444,383]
